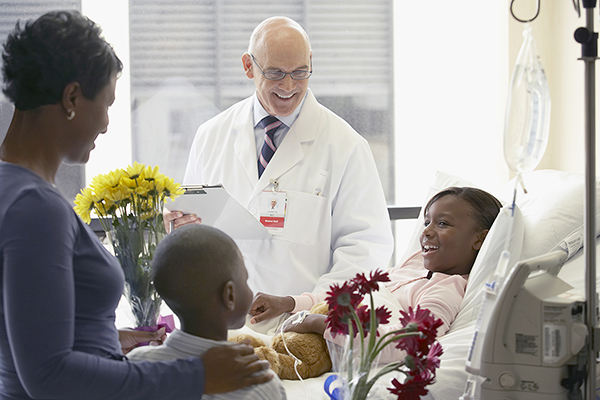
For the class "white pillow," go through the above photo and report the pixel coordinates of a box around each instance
[427,169,594,400]
[452,203,524,328]
[497,169,600,261]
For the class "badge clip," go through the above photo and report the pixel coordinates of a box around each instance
[269,179,279,192]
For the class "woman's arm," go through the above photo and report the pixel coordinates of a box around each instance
[1,189,270,399]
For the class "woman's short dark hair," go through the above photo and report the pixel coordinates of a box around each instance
[424,187,503,232]
[2,10,123,110]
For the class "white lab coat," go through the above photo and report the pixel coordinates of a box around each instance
[183,89,393,296]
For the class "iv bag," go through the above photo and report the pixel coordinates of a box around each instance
[503,24,551,174]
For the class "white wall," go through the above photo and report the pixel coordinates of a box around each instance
[393,1,510,208]
[392,1,510,256]
[82,0,132,185]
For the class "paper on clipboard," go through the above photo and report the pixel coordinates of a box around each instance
[166,184,271,240]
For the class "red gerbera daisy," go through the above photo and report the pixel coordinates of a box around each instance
[352,269,391,294]
[388,371,434,400]
[396,306,443,355]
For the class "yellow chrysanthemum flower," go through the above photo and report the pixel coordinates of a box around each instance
[119,176,138,191]
[130,177,153,197]
[73,187,95,224]
[106,184,131,204]
[126,161,145,180]
[162,176,185,198]
[133,185,150,197]
[73,163,184,228]
[142,164,163,182]
[101,169,128,188]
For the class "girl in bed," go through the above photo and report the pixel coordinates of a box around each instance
[249,186,502,363]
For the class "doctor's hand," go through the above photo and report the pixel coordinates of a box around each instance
[203,342,273,394]
[163,208,201,233]
[249,293,295,324]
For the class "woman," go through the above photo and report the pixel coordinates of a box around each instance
[0,10,270,399]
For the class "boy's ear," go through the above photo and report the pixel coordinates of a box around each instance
[222,280,236,311]
[473,229,489,251]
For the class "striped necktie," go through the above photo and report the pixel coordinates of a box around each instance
[257,115,283,178]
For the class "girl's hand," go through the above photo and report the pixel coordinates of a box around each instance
[283,314,327,336]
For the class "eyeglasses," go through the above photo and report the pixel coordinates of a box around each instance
[250,54,312,81]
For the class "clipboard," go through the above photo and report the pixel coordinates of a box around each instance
[165,184,271,240]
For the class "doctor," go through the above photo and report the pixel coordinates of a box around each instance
[166,16,393,301]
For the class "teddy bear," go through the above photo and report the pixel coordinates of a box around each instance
[229,302,332,380]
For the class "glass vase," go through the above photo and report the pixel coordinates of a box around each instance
[109,222,165,328]
[326,335,385,400]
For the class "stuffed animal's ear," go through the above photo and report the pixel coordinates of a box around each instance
[255,346,281,375]
[228,334,266,348]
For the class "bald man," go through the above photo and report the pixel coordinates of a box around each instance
[166,17,393,313]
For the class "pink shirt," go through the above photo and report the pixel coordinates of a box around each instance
[292,251,468,364]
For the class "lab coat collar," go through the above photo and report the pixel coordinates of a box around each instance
[252,94,305,129]
[233,99,260,186]
[249,89,319,197]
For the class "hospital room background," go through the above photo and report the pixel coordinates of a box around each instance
[0,0,590,259]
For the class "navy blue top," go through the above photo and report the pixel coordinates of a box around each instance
[0,162,204,399]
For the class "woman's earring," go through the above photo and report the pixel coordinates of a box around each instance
[66,110,76,121]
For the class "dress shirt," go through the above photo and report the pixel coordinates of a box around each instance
[252,93,306,157]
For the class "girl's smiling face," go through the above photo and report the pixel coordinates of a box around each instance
[420,195,488,275]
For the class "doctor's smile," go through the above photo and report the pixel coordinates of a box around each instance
[274,92,295,100]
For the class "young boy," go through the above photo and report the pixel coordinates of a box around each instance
[128,225,286,400]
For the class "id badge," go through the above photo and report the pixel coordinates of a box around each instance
[260,190,287,235]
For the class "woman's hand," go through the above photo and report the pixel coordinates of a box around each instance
[249,292,295,324]
[118,328,166,354]
[163,209,201,233]
[283,314,327,336]
[203,341,272,394]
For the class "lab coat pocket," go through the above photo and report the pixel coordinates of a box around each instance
[280,190,326,245]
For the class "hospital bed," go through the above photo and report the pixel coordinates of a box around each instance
[273,169,598,399]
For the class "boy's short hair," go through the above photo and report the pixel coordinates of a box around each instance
[151,224,242,314]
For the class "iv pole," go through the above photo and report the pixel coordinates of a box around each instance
[574,1,598,399]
